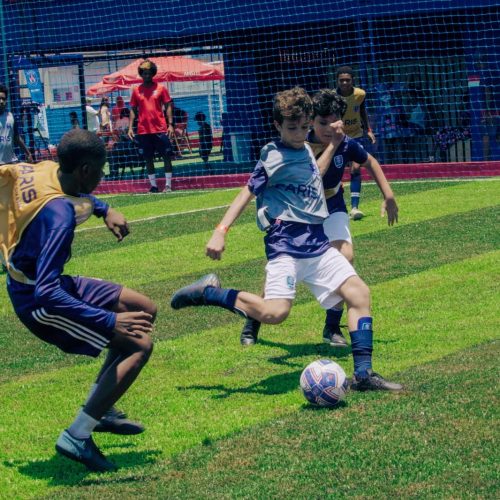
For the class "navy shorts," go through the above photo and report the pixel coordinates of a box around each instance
[136,133,172,160]
[8,275,122,358]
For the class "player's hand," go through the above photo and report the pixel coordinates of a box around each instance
[329,120,345,141]
[167,124,175,138]
[127,128,135,141]
[368,131,376,144]
[381,197,398,226]
[206,230,226,260]
[113,311,153,336]
[105,208,130,242]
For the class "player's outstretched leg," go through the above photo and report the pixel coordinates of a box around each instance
[349,167,364,220]
[322,306,348,347]
[339,277,403,392]
[240,317,261,346]
[348,317,403,392]
[171,273,221,309]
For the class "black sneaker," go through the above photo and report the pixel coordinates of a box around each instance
[240,318,261,346]
[93,406,145,435]
[170,273,221,310]
[55,430,117,472]
[322,325,348,347]
[350,369,403,392]
[149,186,159,193]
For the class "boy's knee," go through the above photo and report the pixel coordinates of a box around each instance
[261,304,290,324]
[342,278,370,307]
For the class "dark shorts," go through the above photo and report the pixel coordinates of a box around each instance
[8,275,122,358]
[136,133,172,160]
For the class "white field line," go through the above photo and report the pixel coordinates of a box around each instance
[78,177,498,233]
[76,204,234,233]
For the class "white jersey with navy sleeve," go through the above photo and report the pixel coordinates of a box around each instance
[248,140,330,261]
[255,140,328,227]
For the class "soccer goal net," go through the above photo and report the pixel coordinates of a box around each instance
[2,0,498,193]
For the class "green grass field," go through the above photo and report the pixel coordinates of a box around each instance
[0,178,499,498]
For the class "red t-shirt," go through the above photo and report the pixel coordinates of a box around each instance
[130,83,172,135]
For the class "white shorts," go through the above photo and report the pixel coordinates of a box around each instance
[264,248,357,309]
[323,211,352,243]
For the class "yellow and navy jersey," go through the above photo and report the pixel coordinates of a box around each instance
[339,87,366,139]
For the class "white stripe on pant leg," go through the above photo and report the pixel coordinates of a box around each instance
[37,308,109,347]
[40,307,110,344]
[32,309,108,349]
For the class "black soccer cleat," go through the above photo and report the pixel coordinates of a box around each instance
[170,273,221,310]
[55,430,117,472]
[240,318,261,346]
[322,325,349,347]
[93,406,145,435]
[350,369,403,392]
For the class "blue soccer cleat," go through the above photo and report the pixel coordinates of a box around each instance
[55,430,117,472]
[170,273,221,310]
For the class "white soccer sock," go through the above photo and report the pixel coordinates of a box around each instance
[148,174,157,187]
[68,409,99,439]
[165,172,172,188]
[84,383,98,404]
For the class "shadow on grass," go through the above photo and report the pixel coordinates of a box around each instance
[258,338,352,367]
[4,448,161,486]
[177,369,304,399]
[177,340,355,399]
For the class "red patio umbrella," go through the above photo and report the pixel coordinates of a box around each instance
[87,81,130,96]
[102,56,224,86]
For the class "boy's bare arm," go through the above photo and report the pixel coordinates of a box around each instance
[361,154,398,225]
[206,186,255,260]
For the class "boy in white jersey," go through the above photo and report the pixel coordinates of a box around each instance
[171,87,402,392]
[0,84,33,165]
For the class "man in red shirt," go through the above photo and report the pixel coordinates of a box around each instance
[128,60,175,192]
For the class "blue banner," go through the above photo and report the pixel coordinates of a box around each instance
[23,68,44,104]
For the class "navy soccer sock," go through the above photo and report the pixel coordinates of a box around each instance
[325,307,343,328]
[349,317,373,378]
[350,170,362,209]
[203,286,247,317]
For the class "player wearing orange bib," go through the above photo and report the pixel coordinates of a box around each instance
[336,66,376,220]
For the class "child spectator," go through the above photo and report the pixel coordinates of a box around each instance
[195,111,213,167]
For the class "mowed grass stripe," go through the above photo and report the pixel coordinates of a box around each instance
[0,251,498,497]
[66,181,500,264]
[80,188,241,229]
[0,205,497,382]
[65,190,500,288]
[45,341,500,499]
[85,178,466,228]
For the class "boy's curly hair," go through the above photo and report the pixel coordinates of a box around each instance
[312,89,347,118]
[273,87,312,124]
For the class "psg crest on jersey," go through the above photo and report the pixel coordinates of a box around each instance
[334,156,343,168]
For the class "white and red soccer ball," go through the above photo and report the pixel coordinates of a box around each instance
[300,359,348,407]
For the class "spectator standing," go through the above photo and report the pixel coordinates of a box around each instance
[111,96,126,128]
[98,97,112,133]
[69,111,80,129]
[128,60,175,193]
[85,97,100,133]
[195,111,213,168]
[336,66,376,220]
[0,84,33,165]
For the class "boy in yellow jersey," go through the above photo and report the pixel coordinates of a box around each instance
[336,66,376,220]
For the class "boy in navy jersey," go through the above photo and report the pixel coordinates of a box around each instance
[3,129,156,472]
[308,89,398,346]
[240,89,398,349]
[171,87,402,392]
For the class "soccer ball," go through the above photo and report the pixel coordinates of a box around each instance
[300,359,348,407]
